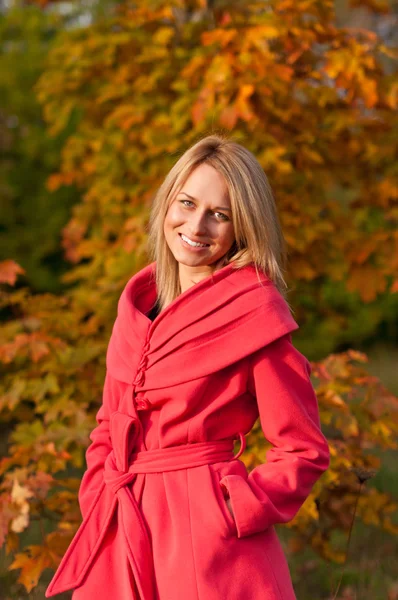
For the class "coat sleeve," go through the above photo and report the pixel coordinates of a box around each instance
[77,371,118,520]
[219,332,330,539]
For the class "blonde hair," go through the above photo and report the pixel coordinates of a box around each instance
[147,133,291,313]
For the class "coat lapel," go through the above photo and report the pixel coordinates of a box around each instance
[106,261,299,388]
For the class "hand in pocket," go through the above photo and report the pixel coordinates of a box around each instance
[225,497,234,521]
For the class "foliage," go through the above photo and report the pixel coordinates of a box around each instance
[0,0,397,593]
[0,2,80,293]
[245,348,398,562]
[33,0,398,356]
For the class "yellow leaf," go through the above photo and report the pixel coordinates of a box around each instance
[378,44,398,60]
[153,27,174,46]
[11,479,33,506]
[385,81,398,109]
[9,545,52,593]
[252,24,280,40]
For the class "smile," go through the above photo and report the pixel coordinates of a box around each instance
[179,233,210,248]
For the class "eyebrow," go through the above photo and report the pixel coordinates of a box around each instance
[177,191,232,212]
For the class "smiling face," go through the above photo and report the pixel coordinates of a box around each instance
[163,163,236,285]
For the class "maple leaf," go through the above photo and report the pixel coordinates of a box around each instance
[0,260,26,286]
[9,545,52,593]
[9,478,34,534]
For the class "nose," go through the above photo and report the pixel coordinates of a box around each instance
[188,210,208,236]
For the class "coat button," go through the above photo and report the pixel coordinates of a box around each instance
[136,397,150,410]
[134,370,145,386]
[139,355,148,369]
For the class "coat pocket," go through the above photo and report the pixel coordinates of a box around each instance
[208,465,238,538]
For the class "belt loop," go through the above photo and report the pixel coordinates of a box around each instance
[233,431,246,459]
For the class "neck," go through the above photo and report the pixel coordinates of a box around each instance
[178,263,216,293]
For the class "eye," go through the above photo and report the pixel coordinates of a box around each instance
[179,199,230,222]
[214,212,230,222]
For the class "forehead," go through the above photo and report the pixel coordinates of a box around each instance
[178,164,230,203]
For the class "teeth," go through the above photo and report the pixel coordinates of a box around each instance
[181,234,208,248]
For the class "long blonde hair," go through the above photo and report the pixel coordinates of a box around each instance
[147,133,291,313]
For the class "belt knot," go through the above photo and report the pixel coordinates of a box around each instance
[103,452,136,495]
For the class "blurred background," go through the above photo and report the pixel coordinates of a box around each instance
[0,0,397,598]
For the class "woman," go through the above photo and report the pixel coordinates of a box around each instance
[46,134,330,600]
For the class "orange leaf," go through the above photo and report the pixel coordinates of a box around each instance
[219,105,238,129]
[9,545,52,593]
[0,260,25,286]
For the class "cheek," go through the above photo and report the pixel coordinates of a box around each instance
[220,225,235,246]
[164,205,182,229]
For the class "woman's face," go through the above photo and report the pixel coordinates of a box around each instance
[163,163,235,270]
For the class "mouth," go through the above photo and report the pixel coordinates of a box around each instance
[178,233,210,248]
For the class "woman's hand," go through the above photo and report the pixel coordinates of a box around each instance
[225,497,234,520]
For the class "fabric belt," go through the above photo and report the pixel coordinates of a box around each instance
[45,410,246,599]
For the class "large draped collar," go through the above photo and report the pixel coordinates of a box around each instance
[106,261,299,390]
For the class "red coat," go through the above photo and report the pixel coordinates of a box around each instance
[46,261,330,600]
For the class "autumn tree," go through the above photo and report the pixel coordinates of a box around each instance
[0,2,81,293]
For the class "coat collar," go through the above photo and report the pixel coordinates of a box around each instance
[106,261,299,387]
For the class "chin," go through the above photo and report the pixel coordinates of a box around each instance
[174,255,213,266]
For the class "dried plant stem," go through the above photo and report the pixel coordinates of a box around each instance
[331,480,363,600]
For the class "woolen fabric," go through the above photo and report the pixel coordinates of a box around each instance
[45,260,330,599]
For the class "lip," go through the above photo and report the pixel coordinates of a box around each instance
[179,233,210,246]
[179,233,210,251]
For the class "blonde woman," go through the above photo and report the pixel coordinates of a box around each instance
[46,134,330,600]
